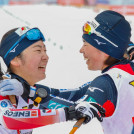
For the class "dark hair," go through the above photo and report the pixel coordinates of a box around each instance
[1,28,18,44]
[1,28,18,73]
[0,29,18,78]
[0,64,4,80]
[104,56,120,66]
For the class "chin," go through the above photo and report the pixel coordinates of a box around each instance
[87,65,91,70]
[88,66,94,71]
[37,74,46,82]
[41,74,46,79]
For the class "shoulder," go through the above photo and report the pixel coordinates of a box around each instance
[110,60,134,75]
[90,74,117,97]
[91,74,115,87]
[90,74,117,94]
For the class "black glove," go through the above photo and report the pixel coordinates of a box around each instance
[64,101,105,124]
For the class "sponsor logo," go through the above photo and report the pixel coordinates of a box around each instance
[48,100,67,109]
[45,109,52,113]
[77,106,87,113]
[60,88,79,92]
[9,44,19,53]
[60,89,68,92]
[88,87,104,92]
[1,101,8,108]
[90,19,100,29]
[4,110,38,118]
[15,27,29,36]
[94,39,106,45]
[31,111,38,116]
[41,109,56,116]
[80,81,91,88]
[117,74,122,78]
[129,81,134,87]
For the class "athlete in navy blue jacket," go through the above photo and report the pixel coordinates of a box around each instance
[0,10,134,134]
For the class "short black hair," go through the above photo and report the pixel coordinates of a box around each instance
[1,28,18,44]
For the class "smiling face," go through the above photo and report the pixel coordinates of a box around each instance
[10,40,49,86]
[80,39,109,71]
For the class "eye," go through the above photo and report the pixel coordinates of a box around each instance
[43,48,47,52]
[36,49,41,52]
[83,39,86,42]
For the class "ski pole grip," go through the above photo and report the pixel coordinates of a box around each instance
[69,118,85,134]
[2,75,16,106]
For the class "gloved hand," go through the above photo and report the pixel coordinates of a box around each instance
[126,43,134,61]
[65,101,105,124]
[0,79,23,96]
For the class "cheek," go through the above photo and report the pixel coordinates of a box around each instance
[23,56,40,70]
[86,49,96,59]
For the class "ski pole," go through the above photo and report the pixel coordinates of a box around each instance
[2,75,16,106]
[69,118,85,134]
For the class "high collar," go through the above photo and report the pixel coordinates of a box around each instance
[101,59,130,73]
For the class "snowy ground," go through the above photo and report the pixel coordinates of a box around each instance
[0,4,134,134]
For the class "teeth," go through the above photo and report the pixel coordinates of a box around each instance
[39,65,45,68]
[84,58,88,60]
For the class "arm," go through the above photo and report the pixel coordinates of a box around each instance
[0,95,65,130]
[0,79,90,102]
[36,81,91,101]
[77,74,117,117]
[1,108,65,130]
[0,96,105,130]
[0,76,115,118]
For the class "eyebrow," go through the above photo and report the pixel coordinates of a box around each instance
[33,45,45,49]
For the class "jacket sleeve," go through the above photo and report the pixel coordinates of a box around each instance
[36,81,91,102]
[78,74,117,117]
[0,96,66,130]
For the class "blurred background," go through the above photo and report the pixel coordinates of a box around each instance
[0,0,134,15]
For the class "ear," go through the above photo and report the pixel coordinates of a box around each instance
[10,57,21,67]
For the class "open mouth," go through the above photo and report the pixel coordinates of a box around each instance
[38,65,46,71]
[84,57,89,65]
[84,58,88,60]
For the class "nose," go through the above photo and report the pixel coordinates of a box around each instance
[80,46,84,53]
[42,51,49,62]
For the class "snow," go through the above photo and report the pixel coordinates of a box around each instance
[0,4,134,134]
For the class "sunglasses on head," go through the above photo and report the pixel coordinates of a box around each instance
[4,27,45,59]
[83,21,118,48]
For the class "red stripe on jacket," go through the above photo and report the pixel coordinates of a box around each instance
[111,64,134,75]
